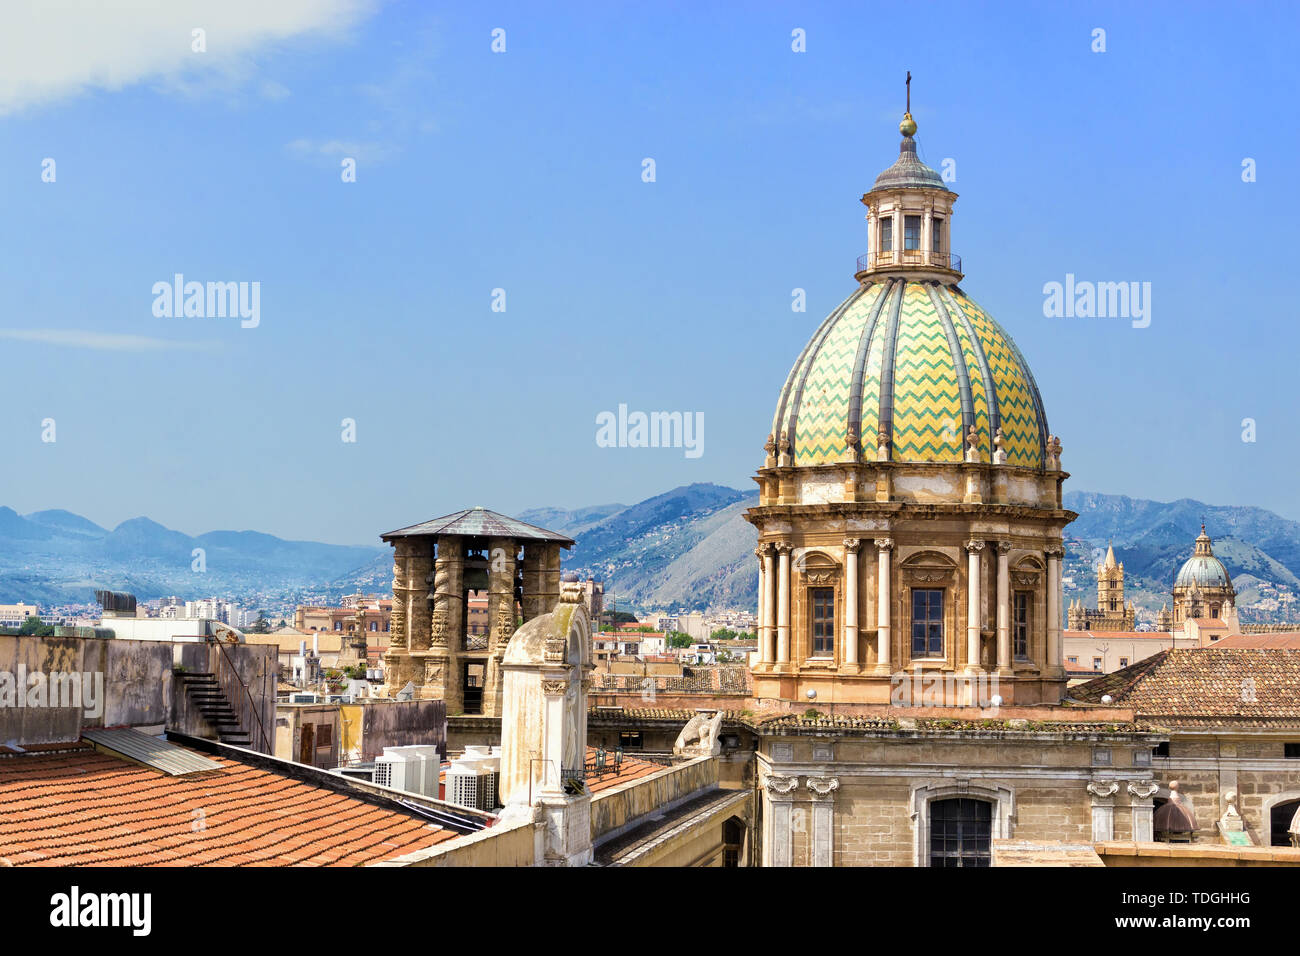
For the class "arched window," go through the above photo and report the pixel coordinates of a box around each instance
[929,798,991,867]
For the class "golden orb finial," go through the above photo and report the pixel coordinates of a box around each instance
[899,113,917,137]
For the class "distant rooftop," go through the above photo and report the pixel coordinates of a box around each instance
[381,506,574,546]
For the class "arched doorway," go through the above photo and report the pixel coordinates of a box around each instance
[929,797,992,867]
[1270,798,1300,847]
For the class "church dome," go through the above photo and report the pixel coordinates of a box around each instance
[770,278,1050,468]
[871,134,949,192]
[1174,527,1231,589]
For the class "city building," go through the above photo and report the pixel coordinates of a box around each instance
[0,603,39,629]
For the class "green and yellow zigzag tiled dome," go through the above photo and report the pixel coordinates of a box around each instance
[770,278,1049,469]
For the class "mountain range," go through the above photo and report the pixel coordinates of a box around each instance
[0,507,382,607]
[3,488,1299,626]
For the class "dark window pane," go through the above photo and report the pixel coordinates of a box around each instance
[811,587,835,656]
[912,588,944,657]
[930,798,992,867]
[904,215,921,250]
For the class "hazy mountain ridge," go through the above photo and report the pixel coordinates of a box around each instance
[5,489,1300,623]
[0,508,383,606]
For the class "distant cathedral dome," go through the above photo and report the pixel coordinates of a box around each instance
[1174,526,1232,590]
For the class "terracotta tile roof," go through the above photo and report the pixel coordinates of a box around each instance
[1064,630,1175,640]
[756,713,1136,734]
[0,744,460,867]
[587,706,746,724]
[1071,648,1300,722]
[583,748,665,795]
[1215,633,1300,649]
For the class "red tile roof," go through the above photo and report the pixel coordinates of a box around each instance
[584,748,665,795]
[1070,648,1300,724]
[1063,630,1174,640]
[0,744,460,867]
[1215,633,1300,649]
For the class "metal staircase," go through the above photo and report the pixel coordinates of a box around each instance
[178,672,253,747]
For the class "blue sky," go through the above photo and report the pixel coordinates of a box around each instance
[0,0,1296,544]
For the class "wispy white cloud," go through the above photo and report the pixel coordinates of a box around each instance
[0,0,377,116]
[0,329,220,352]
[285,137,393,164]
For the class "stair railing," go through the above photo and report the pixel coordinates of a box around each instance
[208,636,273,754]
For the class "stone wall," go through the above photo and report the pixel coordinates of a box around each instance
[0,634,276,751]
[590,755,718,842]
[374,817,538,867]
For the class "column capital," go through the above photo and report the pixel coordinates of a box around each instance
[874,537,894,552]
[1087,779,1120,800]
[775,541,793,555]
[764,773,800,796]
[843,537,861,553]
[1127,780,1159,800]
[996,540,1013,556]
[1045,545,1066,560]
[806,776,840,798]
[965,539,985,554]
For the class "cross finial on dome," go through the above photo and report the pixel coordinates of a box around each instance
[899,71,917,137]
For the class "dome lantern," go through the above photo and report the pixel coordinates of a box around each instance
[858,74,961,281]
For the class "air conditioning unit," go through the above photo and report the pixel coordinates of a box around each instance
[290,693,317,704]
[374,750,423,794]
[381,745,441,797]
[444,751,502,811]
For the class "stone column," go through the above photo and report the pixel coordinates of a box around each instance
[388,541,412,651]
[1046,546,1064,674]
[807,777,840,867]
[408,546,434,651]
[922,206,933,267]
[1128,781,1159,842]
[520,544,547,622]
[763,774,800,867]
[761,545,776,665]
[755,546,769,665]
[996,541,1012,673]
[427,538,463,710]
[965,540,984,672]
[842,539,860,669]
[776,543,792,666]
[875,538,893,671]
[540,678,570,796]
[1087,780,1120,842]
[483,537,517,717]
